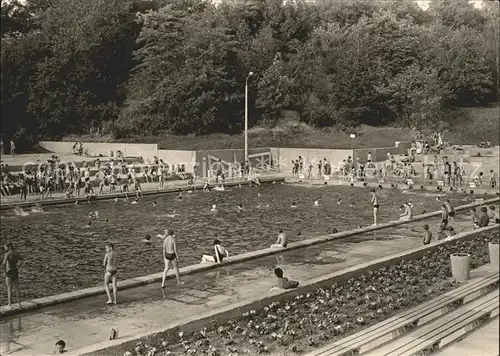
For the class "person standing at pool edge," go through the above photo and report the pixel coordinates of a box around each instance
[3,242,22,307]
[103,243,118,305]
[370,189,379,226]
[162,230,183,287]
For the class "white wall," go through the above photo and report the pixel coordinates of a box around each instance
[40,141,158,159]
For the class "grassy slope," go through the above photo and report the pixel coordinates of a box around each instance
[64,105,499,150]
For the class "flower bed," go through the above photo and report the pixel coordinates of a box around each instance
[128,231,499,356]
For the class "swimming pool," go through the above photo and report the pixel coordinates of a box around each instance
[0,183,472,301]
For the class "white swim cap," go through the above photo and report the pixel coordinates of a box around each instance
[314,200,319,206]
[212,204,216,209]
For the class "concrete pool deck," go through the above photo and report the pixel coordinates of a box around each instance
[0,175,285,209]
[0,212,494,356]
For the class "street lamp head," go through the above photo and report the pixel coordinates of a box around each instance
[248,72,254,76]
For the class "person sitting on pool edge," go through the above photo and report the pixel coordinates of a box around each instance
[200,239,229,264]
[271,229,287,248]
[273,268,299,290]
[399,202,413,221]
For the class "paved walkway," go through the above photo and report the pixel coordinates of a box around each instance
[434,316,499,356]
[0,214,475,356]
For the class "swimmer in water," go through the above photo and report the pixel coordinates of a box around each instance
[314,200,319,207]
[337,198,343,205]
[142,234,152,244]
[86,221,92,228]
[153,201,157,207]
[161,230,183,287]
[166,210,177,218]
[291,202,297,208]
[74,200,79,205]
[131,199,138,205]
[13,207,29,216]
[31,204,44,213]
[178,192,183,200]
[237,204,243,211]
[114,196,119,202]
[103,243,118,304]
[211,204,217,212]
[349,201,355,208]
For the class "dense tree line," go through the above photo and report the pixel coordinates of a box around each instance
[1,0,498,147]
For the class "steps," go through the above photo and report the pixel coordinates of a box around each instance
[305,271,499,356]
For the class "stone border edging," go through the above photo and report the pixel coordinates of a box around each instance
[0,176,283,211]
[74,224,500,356]
[0,197,498,317]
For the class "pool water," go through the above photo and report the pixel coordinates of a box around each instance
[0,184,471,301]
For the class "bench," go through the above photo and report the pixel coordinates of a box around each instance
[370,289,499,356]
[305,272,499,356]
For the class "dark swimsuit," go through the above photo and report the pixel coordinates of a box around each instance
[373,204,380,209]
[165,252,177,261]
[107,270,117,277]
[214,246,225,262]
[6,269,19,281]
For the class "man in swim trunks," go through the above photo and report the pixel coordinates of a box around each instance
[161,229,182,287]
[19,176,28,202]
[134,178,142,199]
[444,199,460,232]
[271,229,288,248]
[440,204,449,229]
[103,243,117,305]
[3,242,22,307]
[370,189,379,226]
[422,224,432,245]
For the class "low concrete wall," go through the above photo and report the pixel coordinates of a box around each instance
[277,148,353,173]
[157,150,196,173]
[39,141,158,159]
[75,224,499,356]
[352,143,410,163]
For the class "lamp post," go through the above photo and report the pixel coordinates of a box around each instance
[245,71,254,162]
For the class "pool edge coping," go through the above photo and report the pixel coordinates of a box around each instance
[1,197,498,317]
